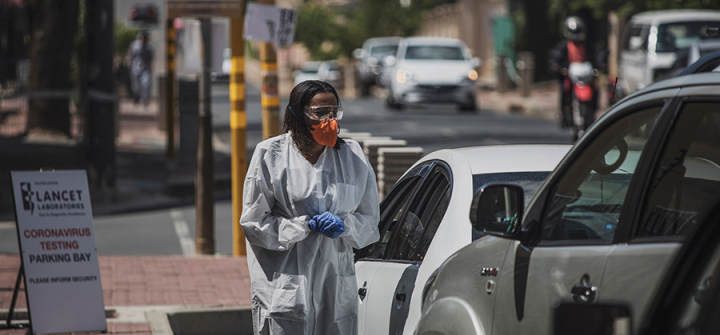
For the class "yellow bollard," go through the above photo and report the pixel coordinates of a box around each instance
[231,17,248,256]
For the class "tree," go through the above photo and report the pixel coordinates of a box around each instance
[26,0,79,138]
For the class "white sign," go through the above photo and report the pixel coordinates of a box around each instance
[244,3,297,46]
[11,170,106,334]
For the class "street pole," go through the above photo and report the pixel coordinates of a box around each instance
[196,18,215,255]
[166,19,176,159]
[86,0,116,187]
[230,17,248,256]
[259,0,280,140]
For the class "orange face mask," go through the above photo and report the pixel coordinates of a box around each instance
[288,106,338,147]
[311,119,338,147]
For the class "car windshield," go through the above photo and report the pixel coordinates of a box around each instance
[405,45,465,60]
[300,64,320,74]
[656,21,720,52]
[370,45,398,58]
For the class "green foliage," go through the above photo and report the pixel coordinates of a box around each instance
[115,23,140,57]
[295,0,456,60]
[549,0,720,19]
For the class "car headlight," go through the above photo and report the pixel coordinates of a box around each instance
[396,69,413,84]
[467,69,478,81]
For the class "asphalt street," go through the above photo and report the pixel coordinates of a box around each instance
[0,83,574,256]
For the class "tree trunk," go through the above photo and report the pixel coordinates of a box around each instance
[27,0,78,137]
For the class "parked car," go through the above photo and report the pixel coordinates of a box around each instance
[383,37,481,111]
[655,37,720,81]
[293,61,342,87]
[353,37,402,96]
[354,145,570,335]
[415,52,720,335]
[553,202,720,335]
[618,9,720,97]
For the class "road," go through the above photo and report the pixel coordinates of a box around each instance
[0,83,573,256]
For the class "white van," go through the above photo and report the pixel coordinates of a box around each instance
[619,10,720,95]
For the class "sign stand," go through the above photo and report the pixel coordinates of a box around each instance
[5,264,27,329]
[9,169,107,334]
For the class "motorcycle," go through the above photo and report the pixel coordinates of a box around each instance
[566,61,598,141]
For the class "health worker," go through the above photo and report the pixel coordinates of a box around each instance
[240,80,380,335]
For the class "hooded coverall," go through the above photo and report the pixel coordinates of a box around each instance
[241,133,381,335]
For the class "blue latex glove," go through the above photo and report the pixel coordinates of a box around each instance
[308,216,321,233]
[313,212,344,238]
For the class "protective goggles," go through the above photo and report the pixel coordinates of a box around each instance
[304,105,343,121]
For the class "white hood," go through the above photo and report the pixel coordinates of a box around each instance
[398,60,471,85]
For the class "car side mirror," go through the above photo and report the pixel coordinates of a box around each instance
[629,36,643,52]
[469,184,524,238]
[554,303,632,335]
[384,56,396,66]
[353,48,364,59]
[472,57,482,68]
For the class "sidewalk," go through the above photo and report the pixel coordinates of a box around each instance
[0,254,252,335]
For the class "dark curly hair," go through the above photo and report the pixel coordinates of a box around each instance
[281,80,345,156]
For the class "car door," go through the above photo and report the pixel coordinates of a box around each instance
[358,163,452,335]
[620,23,650,92]
[355,161,431,334]
[603,99,720,330]
[491,102,664,335]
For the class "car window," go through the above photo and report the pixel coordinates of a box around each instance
[404,45,465,60]
[357,162,431,260]
[370,45,398,58]
[541,106,662,243]
[622,24,650,51]
[636,103,720,239]
[387,166,451,262]
[656,21,720,53]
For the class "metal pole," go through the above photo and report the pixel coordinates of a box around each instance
[6,264,23,327]
[230,17,248,256]
[259,0,280,140]
[196,19,215,255]
[166,19,176,159]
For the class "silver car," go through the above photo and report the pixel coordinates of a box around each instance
[384,37,481,111]
[416,54,720,335]
[353,37,402,96]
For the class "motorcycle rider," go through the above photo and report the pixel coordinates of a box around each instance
[549,16,605,129]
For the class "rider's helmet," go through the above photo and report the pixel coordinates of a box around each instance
[563,16,586,42]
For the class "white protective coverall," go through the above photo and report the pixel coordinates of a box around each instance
[241,133,380,335]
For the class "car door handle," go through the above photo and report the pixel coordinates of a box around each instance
[395,293,406,302]
[571,284,597,303]
[358,288,367,300]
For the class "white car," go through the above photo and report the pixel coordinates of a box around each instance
[293,61,342,87]
[619,9,720,96]
[384,37,481,111]
[354,145,570,335]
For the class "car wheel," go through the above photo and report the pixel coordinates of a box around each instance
[458,96,477,112]
[386,91,404,110]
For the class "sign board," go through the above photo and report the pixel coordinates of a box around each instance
[244,3,297,46]
[167,0,243,18]
[11,170,106,334]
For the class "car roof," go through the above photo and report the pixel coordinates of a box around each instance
[630,10,720,24]
[423,145,571,175]
[364,37,402,46]
[401,37,464,46]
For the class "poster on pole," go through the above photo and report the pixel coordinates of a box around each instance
[11,170,106,334]
[244,3,297,46]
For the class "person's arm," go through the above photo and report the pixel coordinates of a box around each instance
[337,160,380,249]
[240,150,311,251]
